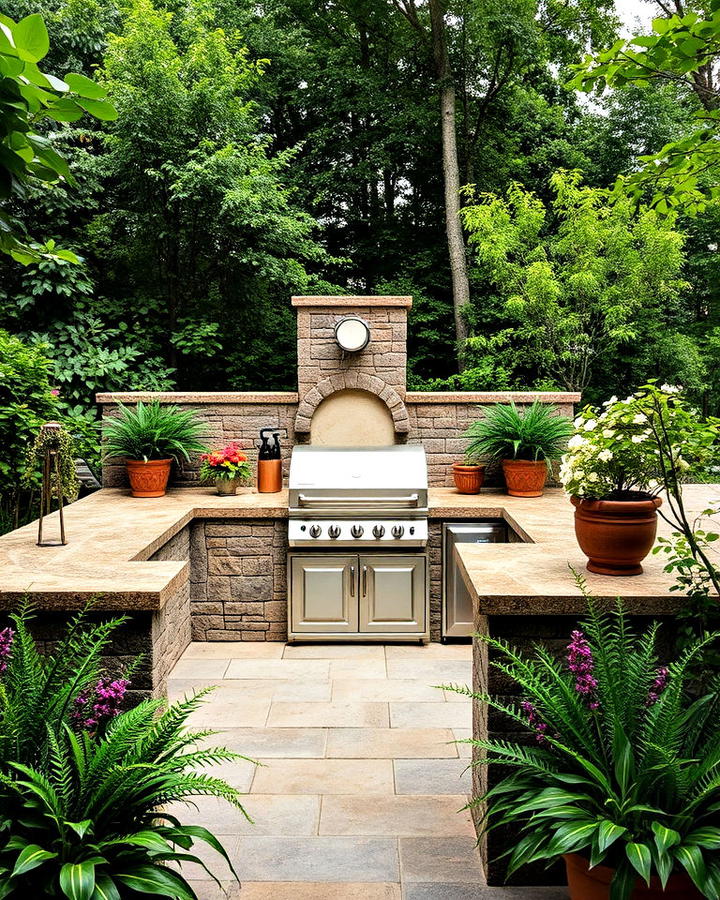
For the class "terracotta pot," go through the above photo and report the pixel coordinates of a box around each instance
[215,477,240,496]
[452,463,485,494]
[126,458,172,498]
[501,459,548,497]
[564,853,703,899]
[571,495,662,576]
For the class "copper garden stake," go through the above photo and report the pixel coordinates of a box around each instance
[37,422,67,547]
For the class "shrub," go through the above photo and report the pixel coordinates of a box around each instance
[464,401,572,464]
[102,401,209,462]
[0,331,64,533]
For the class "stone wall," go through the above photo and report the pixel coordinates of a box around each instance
[148,526,192,690]
[407,392,579,487]
[189,519,288,641]
[98,393,298,488]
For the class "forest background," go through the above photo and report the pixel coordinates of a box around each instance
[2,0,720,435]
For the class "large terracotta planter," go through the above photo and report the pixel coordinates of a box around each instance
[501,459,548,497]
[571,495,662,576]
[452,463,485,494]
[564,853,703,899]
[126,458,172,498]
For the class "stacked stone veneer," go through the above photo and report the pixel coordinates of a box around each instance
[189,520,288,641]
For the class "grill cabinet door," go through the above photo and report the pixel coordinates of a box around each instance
[290,555,358,634]
[359,555,427,634]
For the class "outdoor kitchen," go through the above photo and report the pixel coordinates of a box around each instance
[1,295,717,896]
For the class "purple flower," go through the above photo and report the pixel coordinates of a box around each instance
[646,666,669,707]
[72,676,129,731]
[567,630,599,708]
[521,700,548,744]
[0,627,14,674]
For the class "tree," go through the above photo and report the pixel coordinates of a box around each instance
[0,11,115,261]
[571,0,720,212]
[460,170,690,393]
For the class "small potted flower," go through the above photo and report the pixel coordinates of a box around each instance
[560,384,720,576]
[102,400,209,498]
[464,401,572,497]
[446,587,720,900]
[199,443,252,495]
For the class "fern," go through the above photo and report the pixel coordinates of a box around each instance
[441,598,720,899]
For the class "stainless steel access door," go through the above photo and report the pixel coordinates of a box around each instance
[290,555,358,634]
[359,554,427,635]
[443,522,507,639]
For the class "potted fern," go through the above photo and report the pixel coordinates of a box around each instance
[102,400,209,497]
[446,583,720,900]
[464,401,572,497]
[0,604,253,898]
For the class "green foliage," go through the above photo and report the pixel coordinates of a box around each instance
[102,401,209,463]
[446,588,720,897]
[561,384,720,499]
[464,401,572,464]
[0,330,64,532]
[461,171,689,393]
[0,10,115,262]
[22,422,79,504]
[0,604,251,899]
[570,2,720,214]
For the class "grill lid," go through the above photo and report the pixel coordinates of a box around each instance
[289,445,428,512]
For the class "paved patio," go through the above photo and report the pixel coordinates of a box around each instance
[167,641,568,899]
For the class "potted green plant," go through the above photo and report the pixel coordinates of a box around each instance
[446,585,720,900]
[464,401,572,497]
[102,400,208,497]
[200,442,252,495]
[560,384,720,576]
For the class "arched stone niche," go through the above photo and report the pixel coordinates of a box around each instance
[310,389,395,446]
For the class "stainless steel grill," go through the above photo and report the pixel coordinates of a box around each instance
[287,445,430,642]
[288,445,428,547]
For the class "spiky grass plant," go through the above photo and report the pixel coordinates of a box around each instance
[102,401,209,463]
[444,578,720,899]
[464,401,572,464]
[0,605,253,898]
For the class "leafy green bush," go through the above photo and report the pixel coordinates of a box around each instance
[464,401,572,464]
[0,331,63,533]
[102,401,209,463]
[0,604,251,898]
[447,585,720,898]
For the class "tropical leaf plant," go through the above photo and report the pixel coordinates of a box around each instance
[102,401,209,463]
[443,576,720,899]
[463,401,572,464]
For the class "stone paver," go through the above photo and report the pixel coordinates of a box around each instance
[168,641,560,897]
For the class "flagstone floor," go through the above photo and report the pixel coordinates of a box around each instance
[167,641,568,899]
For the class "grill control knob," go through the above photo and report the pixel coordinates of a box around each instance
[372,525,385,538]
[391,525,404,539]
[328,525,341,539]
[309,524,322,538]
[351,524,364,538]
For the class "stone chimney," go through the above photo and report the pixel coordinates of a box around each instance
[292,296,411,444]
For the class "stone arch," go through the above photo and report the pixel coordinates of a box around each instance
[294,373,409,436]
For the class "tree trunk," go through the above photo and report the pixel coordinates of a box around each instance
[429,0,470,369]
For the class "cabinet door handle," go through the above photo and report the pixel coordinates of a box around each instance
[362,565,367,596]
[349,566,355,596]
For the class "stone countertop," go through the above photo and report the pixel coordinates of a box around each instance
[1,484,717,614]
[454,484,720,616]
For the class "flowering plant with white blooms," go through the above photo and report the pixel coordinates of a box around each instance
[560,383,720,500]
